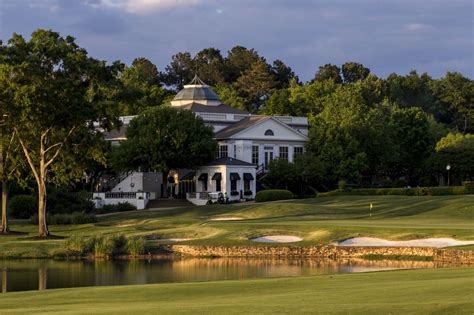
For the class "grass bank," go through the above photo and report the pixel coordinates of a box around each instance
[1,195,473,258]
[0,268,472,314]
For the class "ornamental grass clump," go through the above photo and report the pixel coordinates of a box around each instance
[93,234,126,258]
[127,237,146,257]
[64,236,95,256]
[94,236,115,258]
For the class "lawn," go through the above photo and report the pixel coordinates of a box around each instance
[0,268,472,314]
[1,195,473,257]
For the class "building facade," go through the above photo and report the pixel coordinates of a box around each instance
[100,76,309,206]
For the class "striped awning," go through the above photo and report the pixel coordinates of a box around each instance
[230,173,241,181]
[243,173,254,180]
[181,171,196,181]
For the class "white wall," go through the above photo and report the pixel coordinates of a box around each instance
[112,172,144,193]
[235,118,307,142]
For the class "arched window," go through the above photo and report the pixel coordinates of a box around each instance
[264,129,274,136]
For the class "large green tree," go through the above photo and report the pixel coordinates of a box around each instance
[430,72,474,133]
[110,106,216,197]
[214,83,250,112]
[387,107,432,182]
[428,132,474,182]
[236,59,276,110]
[224,46,263,82]
[119,57,167,115]
[161,52,194,90]
[341,62,370,83]
[193,48,226,86]
[271,59,299,88]
[4,30,120,237]
[313,64,342,84]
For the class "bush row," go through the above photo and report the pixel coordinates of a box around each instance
[255,189,294,202]
[30,212,97,225]
[318,185,471,197]
[94,202,137,214]
[8,190,95,219]
[56,234,147,258]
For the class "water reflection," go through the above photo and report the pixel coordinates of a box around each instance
[0,258,449,293]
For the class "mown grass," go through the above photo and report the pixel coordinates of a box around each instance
[0,268,472,314]
[1,195,473,257]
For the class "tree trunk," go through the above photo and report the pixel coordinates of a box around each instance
[1,180,9,234]
[37,180,49,237]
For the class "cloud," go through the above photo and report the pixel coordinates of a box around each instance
[91,0,203,14]
[403,23,433,33]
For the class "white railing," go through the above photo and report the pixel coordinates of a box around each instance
[92,192,149,210]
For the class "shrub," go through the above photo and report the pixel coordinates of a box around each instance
[115,202,136,212]
[338,180,347,191]
[464,181,474,194]
[9,195,37,219]
[47,187,95,214]
[230,191,239,196]
[64,236,95,255]
[94,237,114,258]
[127,237,146,257]
[95,202,136,214]
[29,212,97,225]
[255,189,293,202]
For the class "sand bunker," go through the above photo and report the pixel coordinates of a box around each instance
[337,237,474,248]
[251,235,302,243]
[158,238,195,242]
[210,217,244,221]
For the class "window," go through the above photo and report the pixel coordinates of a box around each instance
[243,173,253,192]
[231,180,237,191]
[244,180,250,191]
[219,145,228,158]
[252,145,259,164]
[279,146,288,161]
[264,129,274,136]
[233,144,237,158]
[294,147,303,157]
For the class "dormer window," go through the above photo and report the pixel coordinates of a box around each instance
[264,129,274,136]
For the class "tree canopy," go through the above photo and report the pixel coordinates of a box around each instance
[2,29,121,237]
[110,106,216,177]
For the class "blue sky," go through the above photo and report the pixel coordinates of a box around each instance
[1,0,472,81]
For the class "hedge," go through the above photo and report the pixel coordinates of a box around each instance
[30,212,97,225]
[95,202,136,214]
[318,185,470,197]
[255,189,294,202]
[9,195,37,219]
[464,181,474,194]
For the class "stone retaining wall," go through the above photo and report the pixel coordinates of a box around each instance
[167,245,474,264]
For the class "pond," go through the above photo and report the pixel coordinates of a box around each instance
[0,258,443,292]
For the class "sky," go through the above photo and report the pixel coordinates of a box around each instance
[0,0,472,82]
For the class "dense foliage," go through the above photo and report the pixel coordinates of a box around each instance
[255,189,294,202]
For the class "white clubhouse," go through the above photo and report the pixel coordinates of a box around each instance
[96,76,308,207]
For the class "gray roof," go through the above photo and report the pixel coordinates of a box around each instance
[214,116,269,139]
[204,157,256,166]
[173,84,220,101]
[177,102,249,115]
